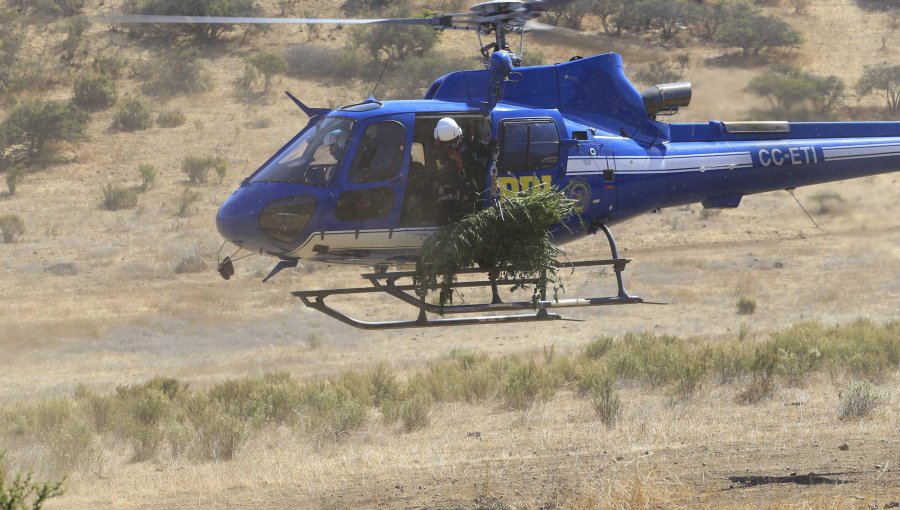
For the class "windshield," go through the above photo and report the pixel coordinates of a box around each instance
[251,117,355,186]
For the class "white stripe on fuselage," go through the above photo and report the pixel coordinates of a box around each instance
[823,142,900,161]
[288,227,438,259]
[566,152,753,175]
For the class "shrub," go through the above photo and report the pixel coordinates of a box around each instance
[368,363,400,406]
[73,73,117,111]
[633,60,684,87]
[837,380,886,419]
[579,366,621,428]
[214,159,228,184]
[157,110,185,128]
[246,51,287,93]
[0,214,25,243]
[299,381,369,441]
[285,44,368,83]
[503,360,558,411]
[736,297,756,315]
[141,49,210,97]
[810,191,846,215]
[15,398,94,473]
[583,336,614,360]
[695,0,733,38]
[181,156,224,185]
[0,456,65,510]
[207,373,301,426]
[114,97,152,132]
[101,183,138,210]
[5,167,25,195]
[174,255,207,274]
[0,99,88,165]
[58,15,89,63]
[176,189,202,217]
[92,54,127,79]
[856,63,900,114]
[138,163,157,192]
[399,391,432,432]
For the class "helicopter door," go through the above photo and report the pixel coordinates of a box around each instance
[495,117,563,196]
[322,115,412,261]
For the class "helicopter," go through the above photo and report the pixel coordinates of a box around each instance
[103,1,900,329]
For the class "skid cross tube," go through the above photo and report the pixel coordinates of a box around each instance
[291,224,645,329]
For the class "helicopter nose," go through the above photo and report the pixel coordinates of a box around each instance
[216,190,267,252]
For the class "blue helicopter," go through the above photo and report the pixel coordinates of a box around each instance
[107,1,900,329]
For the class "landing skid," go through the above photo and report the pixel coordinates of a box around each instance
[292,225,646,329]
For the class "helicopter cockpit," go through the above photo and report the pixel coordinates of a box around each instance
[251,116,355,187]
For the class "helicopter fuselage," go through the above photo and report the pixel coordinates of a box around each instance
[215,53,900,267]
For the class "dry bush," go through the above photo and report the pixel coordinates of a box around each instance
[181,156,225,185]
[810,191,846,215]
[137,164,157,192]
[174,255,207,274]
[0,214,25,243]
[100,183,137,210]
[157,110,185,128]
[5,167,26,196]
[503,360,559,411]
[140,49,211,97]
[175,189,202,217]
[736,297,757,315]
[91,54,127,79]
[837,380,886,419]
[399,391,432,432]
[577,365,621,428]
[114,97,152,132]
[299,381,369,441]
[72,73,117,111]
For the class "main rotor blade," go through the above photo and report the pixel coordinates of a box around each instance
[96,13,460,26]
[524,20,659,62]
[524,20,609,52]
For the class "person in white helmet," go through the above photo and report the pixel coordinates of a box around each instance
[323,128,349,162]
[433,117,480,223]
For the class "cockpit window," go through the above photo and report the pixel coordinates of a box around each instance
[348,121,406,183]
[251,117,355,186]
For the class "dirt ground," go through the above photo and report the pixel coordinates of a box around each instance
[0,0,898,507]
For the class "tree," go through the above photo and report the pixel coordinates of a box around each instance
[694,0,733,38]
[0,100,88,165]
[856,63,900,113]
[352,17,440,62]
[746,66,844,117]
[247,51,287,93]
[642,0,696,41]
[128,0,259,43]
[715,5,803,56]
[589,0,626,35]
[0,10,25,93]
[545,0,593,30]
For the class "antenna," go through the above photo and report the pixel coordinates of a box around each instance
[370,55,392,99]
[786,188,822,231]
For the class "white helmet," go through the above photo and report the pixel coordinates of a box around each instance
[323,129,348,148]
[434,118,462,142]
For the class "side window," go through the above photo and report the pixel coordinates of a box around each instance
[499,119,560,171]
[334,188,395,221]
[348,121,406,183]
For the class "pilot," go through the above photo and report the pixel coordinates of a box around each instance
[433,118,479,223]
[323,129,349,161]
